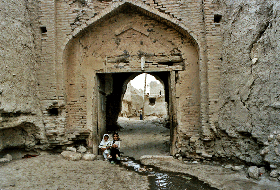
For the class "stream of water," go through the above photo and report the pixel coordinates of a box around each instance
[119,157,218,190]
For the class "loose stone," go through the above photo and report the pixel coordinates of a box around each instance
[66,147,77,152]
[3,154,12,161]
[77,145,87,153]
[82,153,96,161]
[248,166,259,179]
[270,170,279,178]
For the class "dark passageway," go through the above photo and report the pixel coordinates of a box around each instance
[97,72,171,158]
[98,71,170,131]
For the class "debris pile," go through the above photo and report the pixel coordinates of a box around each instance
[61,146,96,161]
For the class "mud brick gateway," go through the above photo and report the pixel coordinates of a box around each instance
[1,0,280,170]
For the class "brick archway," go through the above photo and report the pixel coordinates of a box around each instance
[63,2,200,155]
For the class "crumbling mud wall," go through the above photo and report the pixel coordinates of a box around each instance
[144,81,167,117]
[211,0,280,166]
[0,0,48,152]
[121,83,143,118]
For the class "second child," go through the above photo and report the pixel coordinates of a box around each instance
[109,132,121,164]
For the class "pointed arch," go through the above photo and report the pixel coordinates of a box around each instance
[63,1,199,54]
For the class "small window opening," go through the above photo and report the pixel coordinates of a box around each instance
[48,108,59,116]
[214,14,222,23]
[149,98,156,106]
[40,26,47,34]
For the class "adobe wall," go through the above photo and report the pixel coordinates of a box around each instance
[121,80,167,118]
[143,94,167,117]
[121,83,143,117]
[0,0,47,152]
[144,81,167,117]
[215,0,280,166]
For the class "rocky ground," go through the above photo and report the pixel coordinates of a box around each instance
[0,117,279,190]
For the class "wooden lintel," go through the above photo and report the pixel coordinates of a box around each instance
[96,65,183,73]
[106,55,183,64]
[146,56,183,63]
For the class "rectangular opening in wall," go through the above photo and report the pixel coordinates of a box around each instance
[47,108,59,116]
[40,26,47,34]
[214,14,222,23]
[149,98,156,106]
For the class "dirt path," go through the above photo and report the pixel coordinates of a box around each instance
[0,116,168,190]
[117,116,170,160]
[0,154,148,190]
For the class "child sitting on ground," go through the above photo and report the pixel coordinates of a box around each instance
[109,132,121,164]
[98,134,112,160]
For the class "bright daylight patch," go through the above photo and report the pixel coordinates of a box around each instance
[130,73,159,93]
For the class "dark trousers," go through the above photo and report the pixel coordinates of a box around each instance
[110,148,120,162]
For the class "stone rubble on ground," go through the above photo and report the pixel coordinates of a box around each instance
[260,132,280,174]
[270,170,279,178]
[66,147,77,152]
[224,164,232,169]
[0,154,13,163]
[248,166,259,180]
[0,158,10,163]
[270,164,278,169]
[232,165,244,171]
[61,146,95,161]
[4,154,12,161]
[61,151,82,161]
[82,153,96,161]
[77,145,87,153]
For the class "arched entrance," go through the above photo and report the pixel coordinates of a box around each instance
[63,2,200,155]
[96,71,172,153]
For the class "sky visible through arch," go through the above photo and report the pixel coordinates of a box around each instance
[130,73,159,93]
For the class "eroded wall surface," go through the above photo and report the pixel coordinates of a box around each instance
[213,0,280,165]
[0,0,47,152]
[144,81,167,117]
[121,83,143,117]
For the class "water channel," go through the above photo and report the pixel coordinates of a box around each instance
[120,157,218,190]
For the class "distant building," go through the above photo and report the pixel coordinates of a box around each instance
[121,79,167,118]
[121,83,143,117]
